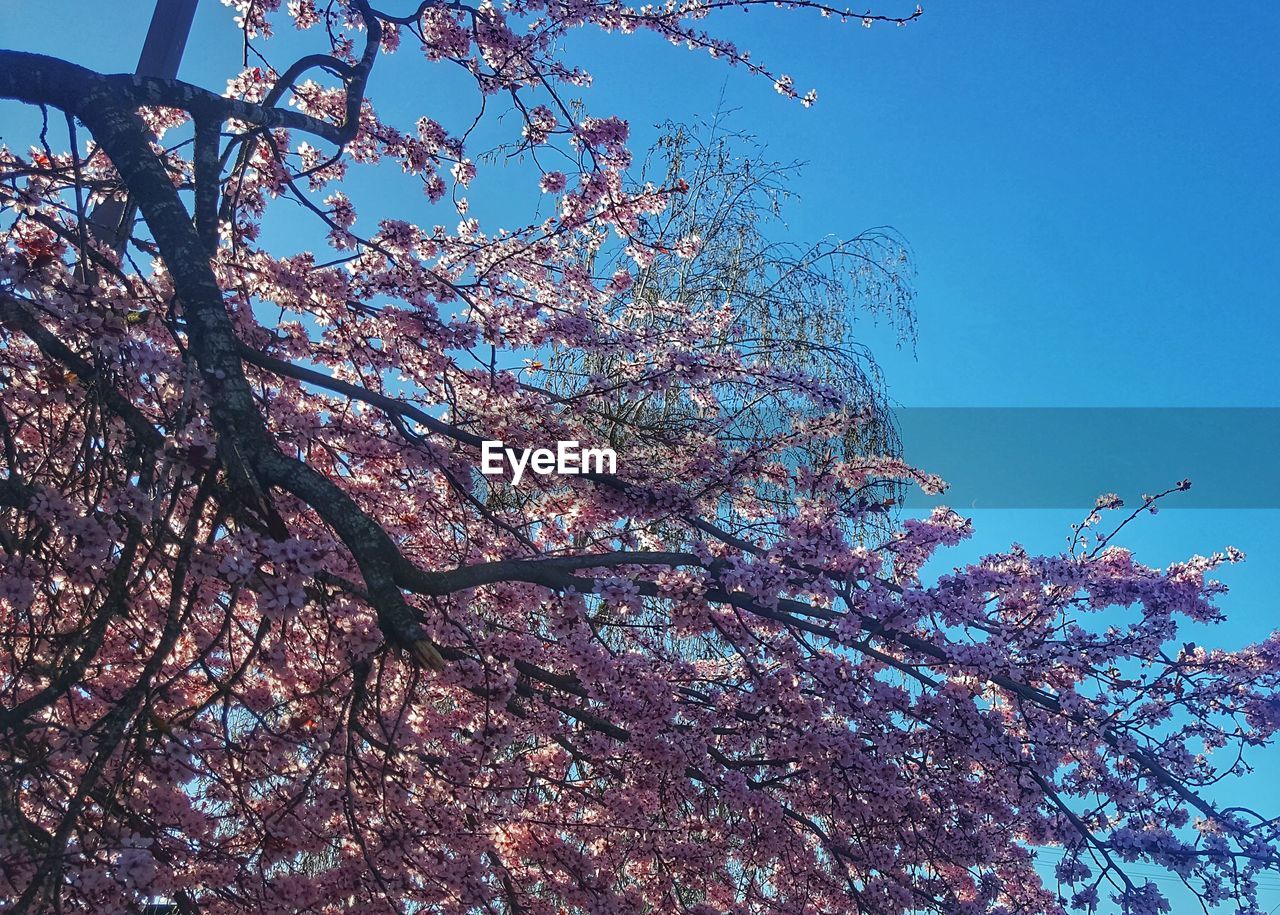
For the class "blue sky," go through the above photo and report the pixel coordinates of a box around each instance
[3,1,1278,908]
[5,2,1276,407]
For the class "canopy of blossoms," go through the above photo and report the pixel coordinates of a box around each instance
[0,2,1277,914]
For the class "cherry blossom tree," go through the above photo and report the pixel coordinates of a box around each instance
[1,3,1278,914]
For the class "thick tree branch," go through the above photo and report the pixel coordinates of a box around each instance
[0,48,445,668]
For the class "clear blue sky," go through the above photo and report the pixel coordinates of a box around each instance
[3,1,1278,909]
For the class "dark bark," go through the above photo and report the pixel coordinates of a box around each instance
[0,48,443,666]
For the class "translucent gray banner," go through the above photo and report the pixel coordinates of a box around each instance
[895,408,1279,509]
